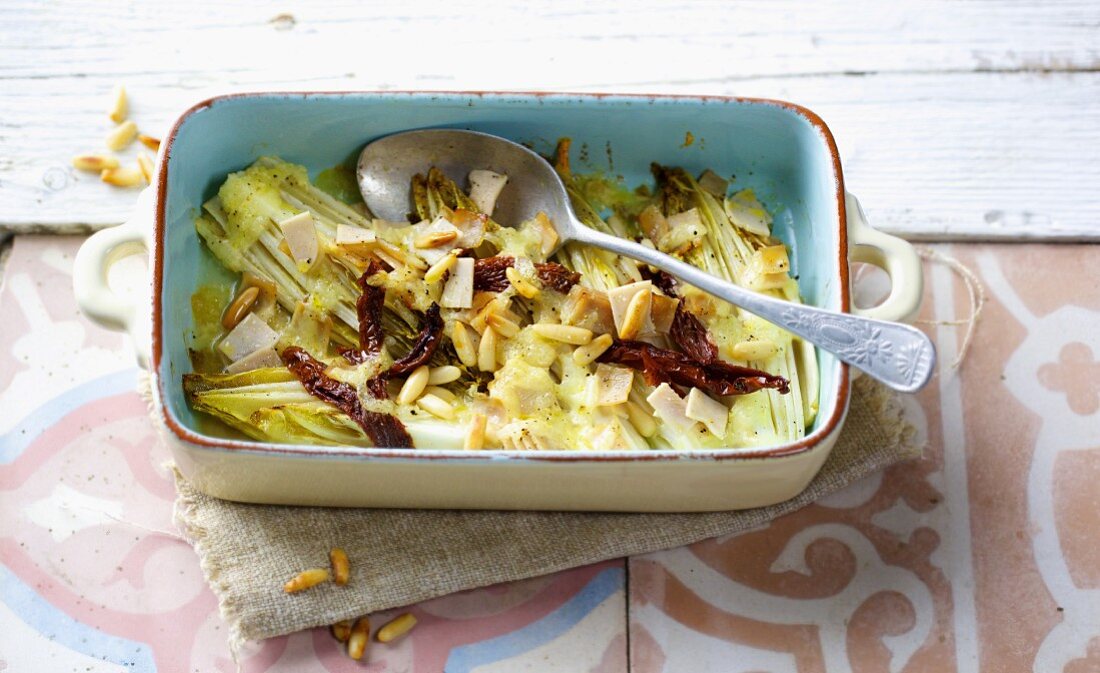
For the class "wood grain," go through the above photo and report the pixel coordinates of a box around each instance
[1,0,1098,239]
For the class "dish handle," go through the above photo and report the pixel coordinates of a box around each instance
[73,187,154,368]
[845,192,923,324]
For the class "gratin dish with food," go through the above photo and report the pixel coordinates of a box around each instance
[74,92,924,511]
[184,148,809,452]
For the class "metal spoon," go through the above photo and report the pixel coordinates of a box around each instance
[358,129,935,393]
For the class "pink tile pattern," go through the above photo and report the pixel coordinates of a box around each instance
[2,236,1098,672]
[628,244,1100,672]
[0,237,626,673]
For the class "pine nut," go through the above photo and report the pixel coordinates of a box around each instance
[624,400,657,437]
[424,251,459,284]
[414,229,458,249]
[572,333,614,367]
[486,312,520,338]
[464,413,487,450]
[618,288,651,340]
[331,619,353,642]
[376,613,417,643]
[100,166,144,187]
[397,365,430,405]
[425,385,456,403]
[505,266,540,299]
[478,326,498,372]
[347,616,370,660]
[731,340,777,361]
[428,366,461,385]
[417,393,455,420]
[532,323,593,345]
[221,286,260,330]
[284,568,330,593]
[138,134,161,152]
[452,321,479,368]
[329,547,350,586]
[72,154,119,171]
[137,153,154,184]
[107,84,128,124]
[105,120,138,151]
[242,271,277,298]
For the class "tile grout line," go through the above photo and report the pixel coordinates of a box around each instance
[931,244,981,671]
[624,557,632,673]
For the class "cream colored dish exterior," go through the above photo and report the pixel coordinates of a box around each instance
[75,189,919,512]
[74,90,926,512]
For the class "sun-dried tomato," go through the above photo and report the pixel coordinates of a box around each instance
[644,270,719,362]
[473,256,513,292]
[365,376,389,400]
[282,346,413,448]
[387,303,443,377]
[473,256,579,294]
[341,261,386,365]
[534,262,580,293]
[599,340,789,396]
[670,305,719,363]
[648,270,679,297]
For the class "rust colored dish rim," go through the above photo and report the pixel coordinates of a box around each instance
[152,90,851,463]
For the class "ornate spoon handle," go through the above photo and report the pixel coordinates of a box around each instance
[573,226,936,393]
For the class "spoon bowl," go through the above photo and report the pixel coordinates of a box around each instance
[358,129,935,393]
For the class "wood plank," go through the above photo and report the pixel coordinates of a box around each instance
[3,72,1097,240]
[3,0,1098,81]
[1,0,1098,238]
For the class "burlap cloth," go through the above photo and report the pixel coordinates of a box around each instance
[171,376,918,648]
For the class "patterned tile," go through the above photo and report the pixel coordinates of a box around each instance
[628,244,1100,672]
[0,236,627,673]
[7,234,1097,672]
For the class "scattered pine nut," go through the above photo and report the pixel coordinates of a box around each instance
[221,286,260,330]
[138,134,161,152]
[451,321,478,368]
[108,85,128,124]
[464,413,487,450]
[425,385,456,403]
[505,266,540,299]
[428,365,461,385]
[396,365,430,405]
[284,568,330,593]
[329,547,350,586]
[417,393,455,420]
[573,333,613,367]
[100,166,143,187]
[413,229,458,249]
[485,311,520,338]
[347,616,371,660]
[331,619,353,643]
[137,153,155,184]
[531,323,593,346]
[105,120,139,151]
[376,613,417,643]
[477,326,498,372]
[72,154,119,171]
[424,250,459,284]
[618,288,651,340]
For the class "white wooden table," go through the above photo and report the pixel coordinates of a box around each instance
[2,3,1099,672]
[2,0,1098,239]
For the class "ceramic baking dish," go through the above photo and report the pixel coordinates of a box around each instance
[74,92,923,512]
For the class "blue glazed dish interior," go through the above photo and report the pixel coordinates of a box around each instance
[157,92,847,453]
